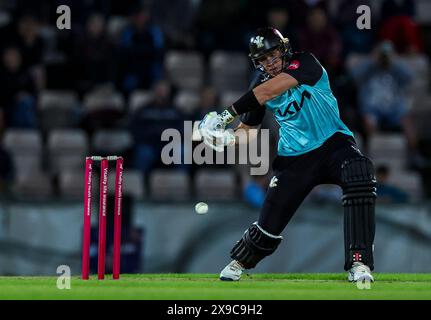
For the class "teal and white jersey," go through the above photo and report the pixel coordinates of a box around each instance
[241,52,353,156]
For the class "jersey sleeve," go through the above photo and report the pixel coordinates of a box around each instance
[283,52,323,86]
[239,72,266,126]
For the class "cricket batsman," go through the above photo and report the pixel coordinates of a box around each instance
[198,27,376,283]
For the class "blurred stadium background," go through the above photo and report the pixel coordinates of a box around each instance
[0,0,430,276]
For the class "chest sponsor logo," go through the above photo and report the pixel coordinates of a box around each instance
[277,90,311,117]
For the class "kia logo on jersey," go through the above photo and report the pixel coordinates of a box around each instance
[287,60,300,70]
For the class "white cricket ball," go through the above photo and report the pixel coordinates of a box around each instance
[195,202,208,215]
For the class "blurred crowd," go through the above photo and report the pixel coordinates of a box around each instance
[0,0,430,203]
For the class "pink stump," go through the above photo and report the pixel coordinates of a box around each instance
[98,159,109,280]
[82,157,93,280]
[113,157,124,279]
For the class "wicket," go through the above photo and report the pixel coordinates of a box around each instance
[82,156,124,280]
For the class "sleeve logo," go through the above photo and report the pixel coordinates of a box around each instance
[287,60,300,70]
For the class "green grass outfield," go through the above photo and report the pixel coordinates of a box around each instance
[0,273,430,300]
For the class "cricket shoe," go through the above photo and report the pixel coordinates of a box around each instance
[219,260,244,281]
[348,262,374,283]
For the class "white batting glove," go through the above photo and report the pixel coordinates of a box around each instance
[199,111,236,152]
[198,111,225,131]
[203,129,236,152]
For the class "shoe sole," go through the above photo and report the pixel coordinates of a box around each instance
[219,276,239,281]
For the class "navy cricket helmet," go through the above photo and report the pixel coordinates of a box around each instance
[249,27,293,70]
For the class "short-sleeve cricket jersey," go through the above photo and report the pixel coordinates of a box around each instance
[241,52,353,156]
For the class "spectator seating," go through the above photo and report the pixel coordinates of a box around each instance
[38,90,80,131]
[398,54,429,95]
[3,129,43,175]
[39,26,59,63]
[195,169,237,200]
[411,96,431,139]
[220,90,243,108]
[346,53,430,105]
[345,53,368,73]
[122,169,145,199]
[129,90,153,113]
[58,170,84,199]
[388,170,423,202]
[83,88,126,128]
[210,51,250,92]
[92,129,133,155]
[369,133,407,170]
[174,90,200,115]
[149,169,190,200]
[83,89,125,113]
[416,0,431,23]
[165,51,204,90]
[108,169,145,199]
[412,93,431,111]
[13,171,53,200]
[47,129,89,175]
[107,15,128,42]
[59,167,145,200]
